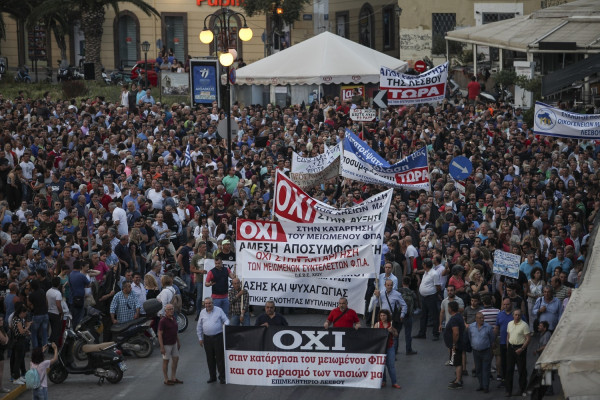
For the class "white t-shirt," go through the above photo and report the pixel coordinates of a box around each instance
[156,286,175,316]
[112,207,128,237]
[46,287,63,315]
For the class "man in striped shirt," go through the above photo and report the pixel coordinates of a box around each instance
[480,295,501,381]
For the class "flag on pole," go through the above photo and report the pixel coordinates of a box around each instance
[184,144,191,166]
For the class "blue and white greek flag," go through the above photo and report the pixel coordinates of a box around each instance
[184,144,191,166]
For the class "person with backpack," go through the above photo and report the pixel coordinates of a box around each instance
[157,275,181,316]
[27,343,58,399]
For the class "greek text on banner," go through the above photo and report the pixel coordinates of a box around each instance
[275,170,393,224]
[533,101,600,139]
[380,62,448,105]
[239,245,374,279]
[341,132,430,191]
[290,142,342,189]
[225,326,387,388]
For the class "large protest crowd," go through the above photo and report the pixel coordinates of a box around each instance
[0,80,592,395]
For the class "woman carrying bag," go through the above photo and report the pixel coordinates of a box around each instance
[373,309,401,389]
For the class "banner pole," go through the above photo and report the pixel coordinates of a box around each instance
[240,278,244,317]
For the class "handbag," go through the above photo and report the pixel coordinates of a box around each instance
[385,291,402,329]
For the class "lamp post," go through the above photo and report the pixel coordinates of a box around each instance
[395,6,402,60]
[199,10,253,171]
[141,40,150,89]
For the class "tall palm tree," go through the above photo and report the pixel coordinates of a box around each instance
[29,0,159,80]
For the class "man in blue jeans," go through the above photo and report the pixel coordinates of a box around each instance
[204,255,235,315]
[27,279,49,348]
[69,260,90,327]
[398,276,418,355]
[468,312,495,393]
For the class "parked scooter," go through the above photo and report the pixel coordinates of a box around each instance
[73,301,158,361]
[48,324,126,385]
[14,66,32,83]
[173,274,197,316]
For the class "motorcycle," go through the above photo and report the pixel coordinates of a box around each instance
[48,324,126,385]
[57,60,83,81]
[14,66,32,83]
[173,274,197,316]
[73,302,157,361]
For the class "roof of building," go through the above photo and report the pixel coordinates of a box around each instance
[445,0,600,54]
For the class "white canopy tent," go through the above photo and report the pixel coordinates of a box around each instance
[232,31,407,106]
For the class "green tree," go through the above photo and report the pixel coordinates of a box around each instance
[242,0,311,26]
[29,0,159,80]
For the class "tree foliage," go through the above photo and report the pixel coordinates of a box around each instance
[492,69,517,88]
[242,0,312,25]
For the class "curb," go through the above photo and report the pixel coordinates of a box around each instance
[1,384,26,400]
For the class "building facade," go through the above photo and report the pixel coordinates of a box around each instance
[0,0,568,73]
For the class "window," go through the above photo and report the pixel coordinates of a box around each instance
[162,13,188,63]
[336,11,349,39]
[432,13,456,55]
[114,11,139,68]
[482,12,515,24]
[382,7,395,50]
[358,4,374,49]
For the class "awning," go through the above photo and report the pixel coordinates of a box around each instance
[445,0,600,54]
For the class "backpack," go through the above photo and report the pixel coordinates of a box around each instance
[25,367,41,389]
[169,287,182,313]
[398,287,415,316]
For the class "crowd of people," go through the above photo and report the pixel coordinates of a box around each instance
[0,77,592,395]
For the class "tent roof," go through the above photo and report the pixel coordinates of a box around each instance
[445,0,600,54]
[234,31,407,86]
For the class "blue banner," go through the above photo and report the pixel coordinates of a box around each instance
[341,133,430,190]
[190,59,220,107]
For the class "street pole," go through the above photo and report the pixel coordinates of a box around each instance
[226,65,232,171]
[144,50,148,89]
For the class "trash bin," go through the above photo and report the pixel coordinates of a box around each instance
[83,62,95,80]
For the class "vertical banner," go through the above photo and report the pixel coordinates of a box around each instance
[225,326,388,388]
[380,62,448,105]
[190,58,220,108]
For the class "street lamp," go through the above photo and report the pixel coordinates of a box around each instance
[141,40,150,88]
[199,9,253,170]
[395,6,402,60]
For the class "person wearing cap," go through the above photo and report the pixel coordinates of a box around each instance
[29,249,47,273]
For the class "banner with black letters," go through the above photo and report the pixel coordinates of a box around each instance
[225,326,388,388]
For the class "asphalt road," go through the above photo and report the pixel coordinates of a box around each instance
[8,310,561,400]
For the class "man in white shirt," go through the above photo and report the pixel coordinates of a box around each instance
[415,258,441,341]
[131,272,147,314]
[46,277,64,346]
[109,202,128,238]
[404,236,419,275]
[197,297,229,384]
